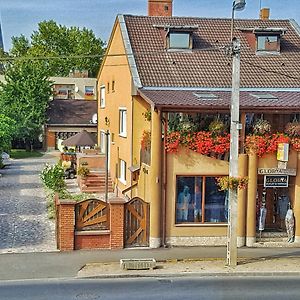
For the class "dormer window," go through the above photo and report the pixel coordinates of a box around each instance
[257,35,279,52]
[253,27,286,54]
[153,24,198,51]
[169,32,191,49]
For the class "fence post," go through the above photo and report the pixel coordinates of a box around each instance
[56,198,76,251]
[109,197,126,249]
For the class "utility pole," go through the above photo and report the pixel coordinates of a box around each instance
[227,38,241,267]
[105,130,110,202]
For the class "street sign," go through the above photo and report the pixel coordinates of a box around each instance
[258,168,296,176]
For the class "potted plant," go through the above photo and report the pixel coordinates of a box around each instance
[253,119,271,135]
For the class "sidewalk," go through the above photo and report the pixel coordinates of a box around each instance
[78,256,300,278]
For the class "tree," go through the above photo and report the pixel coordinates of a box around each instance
[0,61,52,150]
[0,114,15,152]
[10,20,105,77]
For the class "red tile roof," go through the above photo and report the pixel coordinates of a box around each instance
[47,99,97,125]
[124,16,300,89]
[139,89,300,111]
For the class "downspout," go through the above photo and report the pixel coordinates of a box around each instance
[162,112,168,247]
[130,96,134,200]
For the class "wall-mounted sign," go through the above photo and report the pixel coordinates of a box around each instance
[277,143,289,162]
[258,168,296,176]
[264,175,289,188]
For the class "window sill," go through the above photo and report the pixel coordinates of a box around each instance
[100,106,106,109]
[175,223,228,227]
[119,133,127,138]
[119,178,127,185]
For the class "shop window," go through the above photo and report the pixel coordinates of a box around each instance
[176,176,228,224]
[119,108,127,137]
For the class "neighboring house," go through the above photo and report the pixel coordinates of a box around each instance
[51,72,97,101]
[45,73,97,150]
[98,0,300,248]
[45,99,97,151]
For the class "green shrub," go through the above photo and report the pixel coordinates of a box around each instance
[40,163,66,192]
[77,166,90,177]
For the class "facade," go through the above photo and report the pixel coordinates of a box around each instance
[45,75,97,150]
[97,0,300,248]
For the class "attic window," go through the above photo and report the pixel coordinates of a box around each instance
[169,32,191,49]
[250,93,278,100]
[257,35,279,52]
[254,28,286,54]
[193,93,219,100]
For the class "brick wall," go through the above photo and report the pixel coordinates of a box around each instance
[55,195,126,251]
[75,232,110,250]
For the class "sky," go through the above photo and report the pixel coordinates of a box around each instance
[0,0,300,50]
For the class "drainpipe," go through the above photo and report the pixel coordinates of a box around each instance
[162,112,168,247]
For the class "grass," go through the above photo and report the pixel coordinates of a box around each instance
[10,149,44,159]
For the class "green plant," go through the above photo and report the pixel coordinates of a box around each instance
[208,119,227,136]
[217,176,248,191]
[141,130,151,150]
[40,163,66,192]
[77,166,90,177]
[142,110,152,121]
[285,122,300,138]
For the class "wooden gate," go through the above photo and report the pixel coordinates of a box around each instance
[124,197,149,247]
[75,199,109,231]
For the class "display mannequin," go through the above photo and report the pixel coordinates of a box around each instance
[285,203,295,243]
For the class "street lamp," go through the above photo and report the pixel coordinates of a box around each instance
[231,0,246,40]
[227,0,246,268]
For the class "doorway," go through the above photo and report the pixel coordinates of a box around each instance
[257,185,288,231]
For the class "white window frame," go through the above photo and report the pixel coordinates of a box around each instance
[100,130,106,154]
[119,159,127,184]
[100,85,105,108]
[119,108,127,137]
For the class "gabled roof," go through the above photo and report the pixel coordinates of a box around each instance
[47,99,97,126]
[123,15,300,89]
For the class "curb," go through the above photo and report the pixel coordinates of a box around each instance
[77,271,300,279]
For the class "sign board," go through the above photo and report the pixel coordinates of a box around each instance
[258,168,296,176]
[264,175,289,188]
[277,143,289,162]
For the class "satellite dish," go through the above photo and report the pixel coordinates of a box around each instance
[92,113,98,124]
[75,86,79,92]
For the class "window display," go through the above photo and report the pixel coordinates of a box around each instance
[176,176,227,224]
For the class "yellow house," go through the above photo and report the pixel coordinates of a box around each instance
[98,0,300,248]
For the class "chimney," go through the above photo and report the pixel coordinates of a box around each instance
[260,8,270,20]
[148,0,173,17]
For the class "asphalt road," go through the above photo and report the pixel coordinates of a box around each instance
[1,276,300,300]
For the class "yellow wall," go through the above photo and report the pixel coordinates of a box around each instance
[97,20,133,192]
[166,148,229,238]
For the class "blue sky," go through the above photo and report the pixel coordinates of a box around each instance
[1,0,300,50]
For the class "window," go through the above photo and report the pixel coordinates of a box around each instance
[107,82,110,93]
[100,131,106,154]
[112,80,115,92]
[119,108,127,137]
[85,86,94,96]
[100,86,105,108]
[257,35,279,52]
[169,32,191,49]
[119,159,126,184]
[176,176,228,224]
[53,84,75,99]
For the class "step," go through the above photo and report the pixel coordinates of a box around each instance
[81,188,114,193]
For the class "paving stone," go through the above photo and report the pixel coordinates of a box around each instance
[0,154,57,253]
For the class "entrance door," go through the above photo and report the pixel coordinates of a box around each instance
[124,197,149,247]
[257,186,281,231]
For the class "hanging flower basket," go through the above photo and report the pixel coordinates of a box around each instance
[208,119,227,136]
[285,122,300,138]
[253,119,271,135]
[217,176,248,191]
